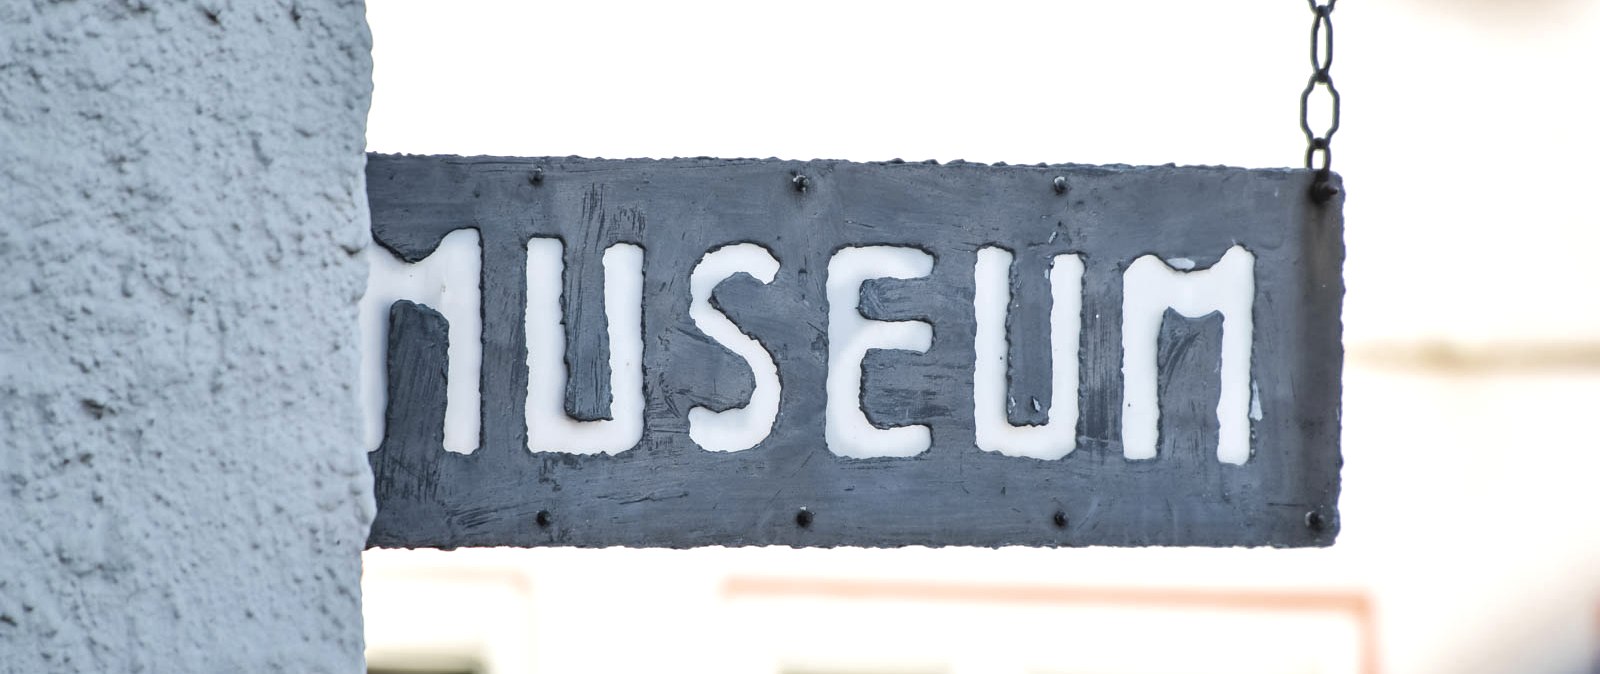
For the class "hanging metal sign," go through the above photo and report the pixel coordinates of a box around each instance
[362,154,1343,548]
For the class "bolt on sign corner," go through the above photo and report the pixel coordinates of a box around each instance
[361,155,1343,548]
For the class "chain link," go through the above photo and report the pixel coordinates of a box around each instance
[1301,0,1340,202]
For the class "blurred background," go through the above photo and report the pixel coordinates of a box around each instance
[360,1,1600,673]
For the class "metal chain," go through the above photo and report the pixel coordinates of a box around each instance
[1300,0,1340,203]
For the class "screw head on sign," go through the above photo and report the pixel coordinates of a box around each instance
[1052,176,1069,195]
[793,173,810,192]
[795,507,813,528]
[529,168,544,185]
[1052,510,1069,528]
[535,510,551,528]
[1311,180,1340,204]
[1305,510,1326,531]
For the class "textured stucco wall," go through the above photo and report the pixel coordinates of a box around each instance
[0,1,373,671]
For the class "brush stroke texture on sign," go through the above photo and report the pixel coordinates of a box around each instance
[364,154,1344,548]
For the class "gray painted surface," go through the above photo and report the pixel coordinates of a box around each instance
[1,1,373,671]
[366,155,1342,548]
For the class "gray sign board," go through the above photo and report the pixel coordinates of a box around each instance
[364,154,1343,548]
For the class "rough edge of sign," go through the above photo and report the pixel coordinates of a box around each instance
[375,151,1328,176]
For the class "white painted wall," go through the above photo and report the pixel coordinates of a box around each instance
[0,1,373,671]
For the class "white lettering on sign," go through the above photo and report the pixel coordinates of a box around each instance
[687,244,783,453]
[359,229,482,454]
[1120,245,1256,465]
[973,247,1084,461]
[525,238,645,455]
[824,246,935,458]
[361,240,1260,463]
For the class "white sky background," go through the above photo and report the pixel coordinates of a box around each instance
[363,2,1600,673]
[367,0,1600,347]
[367,1,1302,164]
